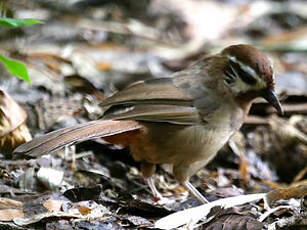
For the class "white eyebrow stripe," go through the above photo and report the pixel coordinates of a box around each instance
[228,55,258,79]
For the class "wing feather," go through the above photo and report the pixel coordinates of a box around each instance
[103,104,201,125]
[101,78,202,124]
[102,78,193,107]
[13,120,141,158]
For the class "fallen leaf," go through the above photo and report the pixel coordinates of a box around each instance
[0,89,32,154]
[43,200,64,212]
[265,184,307,207]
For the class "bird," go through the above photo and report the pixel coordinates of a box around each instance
[14,44,283,203]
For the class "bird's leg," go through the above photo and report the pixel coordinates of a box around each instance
[146,176,164,201]
[141,162,164,201]
[141,162,175,204]
[183,181,209,204]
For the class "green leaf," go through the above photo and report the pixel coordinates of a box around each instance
[0,17,44,28]
[0,55,30,83]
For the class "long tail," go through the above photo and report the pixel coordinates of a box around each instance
[13,120,141,159]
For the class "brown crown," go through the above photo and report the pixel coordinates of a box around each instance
[221,44,274,89]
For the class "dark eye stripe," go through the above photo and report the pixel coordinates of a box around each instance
[227,59,257,85]
[224,70,235,84]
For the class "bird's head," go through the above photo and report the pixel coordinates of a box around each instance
[221,44,283,115]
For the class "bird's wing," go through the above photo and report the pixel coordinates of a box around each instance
[101,78,202,125]
[102,78,193,106]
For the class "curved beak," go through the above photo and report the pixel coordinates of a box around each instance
[261,89,283,115]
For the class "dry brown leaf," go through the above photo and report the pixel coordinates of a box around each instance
[77,205,92,216]
[265,184,307,207]
[261,27,307,48]
[0,198,24,221]
[0,89,32,154]
[14,212,82,226]
[0,123,32,154]
[0,198,23,209]
[204,214,264,230]
[43,200,63,213]
[0,209,24,221]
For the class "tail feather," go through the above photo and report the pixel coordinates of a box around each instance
[13,120,141,159]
